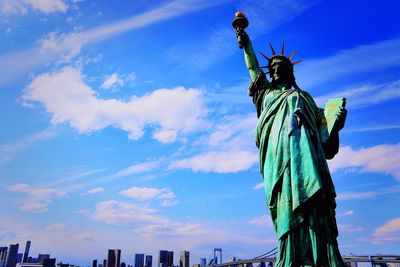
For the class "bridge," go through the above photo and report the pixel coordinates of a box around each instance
[207,248,400,267]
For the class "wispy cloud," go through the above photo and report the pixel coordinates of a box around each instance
[0,127,56,164]
[248,215,273,227]
[169,0,316,68]
[168,114,258,173]
[85,187,104,195]
[328,144,400,180]
[22,66,208,141]
[253,182,264,190]
[374,218,400,236]
[297,37,400,88]
[7,183,66,213]
[115,161,160,177]
[338,224,364,233]
[19,201,49,213]
[314,80,400,109]
[372,217,400,244]
[8,183,66,198]
[119,186,178,207]
[336,192,377,200]
[0,0,227,85]
[0,0,68,14]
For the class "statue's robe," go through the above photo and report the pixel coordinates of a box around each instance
[249,72,345,267]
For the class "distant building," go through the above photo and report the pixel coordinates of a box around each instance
[92,260,97,267]
[0,247,8,267]
[145,255,152,267]
[37,255,50,263]
[5,244,19,267]
[23,242,31,263]
[17,254,23,263]
[192,265,200,267]
[158,251,168,267]
[167,252,173,267]
[107,250,121,267]
[121,262,126,267]
[199,259,206,267]
[134,254,144,267]
[17,258,55,267]
[179,252,189,267]
[103,259,107,267]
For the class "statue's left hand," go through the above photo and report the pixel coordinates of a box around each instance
[333,107,347,132]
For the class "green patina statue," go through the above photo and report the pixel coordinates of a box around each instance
[233,12,347,267]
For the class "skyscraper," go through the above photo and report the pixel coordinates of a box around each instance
[0,247,8,267]
[179,251,189,267]
[22,241,31,263]
[200,258,206,267]
[107,249,121,267]
[134,254,144,267]
[145,255,152,267]
[167,252,173,267]
[158,251,168,267]
[92,259,97,267]
[5,244,19,267]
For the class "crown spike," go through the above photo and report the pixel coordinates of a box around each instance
[292,60,302,65]
[288,50,298,60]
[259,51,270,61]
[281,42,285,56]
[269,42,276,56]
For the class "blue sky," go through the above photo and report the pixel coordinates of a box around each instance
[0,0,399,265]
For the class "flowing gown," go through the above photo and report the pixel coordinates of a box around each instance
[250,75,345,267]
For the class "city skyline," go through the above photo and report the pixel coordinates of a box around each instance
[1,0,400,266]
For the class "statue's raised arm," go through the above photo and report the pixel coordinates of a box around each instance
[232,12,260,81]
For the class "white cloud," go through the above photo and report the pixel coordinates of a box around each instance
[101,73,124,90]
[168,114,258,173]
[253,182,264,190]
[22,66,207,142]
[169,150,258,173]
[248,215,273,227]
[8,183,66,198]
[328,144,400,180]
[0,0,67,14]
[92,200,160,225]
[119,186,178,207]
[85,187,104,195]
[152,129,177,144]
[19,202,48,213]
[0,0,226,85]
[297,37,400,88]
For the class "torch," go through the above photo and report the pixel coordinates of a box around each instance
[232,11,249,49]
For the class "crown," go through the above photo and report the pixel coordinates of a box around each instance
[259,42,302,70]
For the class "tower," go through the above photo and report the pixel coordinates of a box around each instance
[145,255,152,267]
[5,244,19,267]
[134,254,144,267]
[22,241,31,263]
[158,251,168,267]
[179,251,189,267]
[107,249,121,267]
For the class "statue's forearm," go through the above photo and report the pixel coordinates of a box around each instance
[243,34,261,82]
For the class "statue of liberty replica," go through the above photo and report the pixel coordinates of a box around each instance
[233,12,347,267]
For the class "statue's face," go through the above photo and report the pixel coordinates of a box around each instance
[270,58,292,83]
